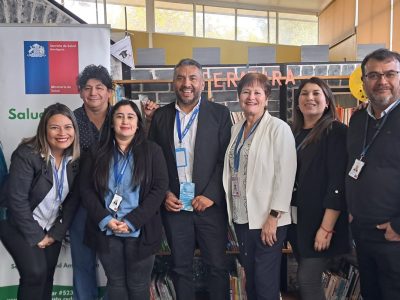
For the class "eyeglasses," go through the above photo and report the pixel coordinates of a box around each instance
[364,71,400,81]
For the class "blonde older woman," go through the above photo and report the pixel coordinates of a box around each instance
[223,73,296,300]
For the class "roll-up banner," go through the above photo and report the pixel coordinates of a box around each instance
[0,24,110,299]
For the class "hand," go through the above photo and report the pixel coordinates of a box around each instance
[37,235,55,249]
[108,218,130,234]
[355,102,368,111]
[142,100,159,122]
[261,215,278,246]
[377,222,400,241]
[314,227,333,252]
[165,192,183,212]
[192,195,214,212]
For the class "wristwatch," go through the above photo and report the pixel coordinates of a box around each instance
[269,209,280,218]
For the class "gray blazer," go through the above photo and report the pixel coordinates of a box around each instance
[0,143,79,246]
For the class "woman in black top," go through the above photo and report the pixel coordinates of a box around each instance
[288,77,350,300]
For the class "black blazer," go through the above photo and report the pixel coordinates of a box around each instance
[81,141,169,260]
[0,143,80,246]
[148,99,232,210]
[289,121,350,258]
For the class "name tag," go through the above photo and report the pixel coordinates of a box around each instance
[348,159,365,180]
[231,173,241,198]
[109,193,123,212]
[176,147,187,168]
[180,182,195,211]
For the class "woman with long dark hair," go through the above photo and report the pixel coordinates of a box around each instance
[0,103,80,300]
[80,100,168,300]
[288,77,350,300]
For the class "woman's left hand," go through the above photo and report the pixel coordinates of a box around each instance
[314,228,332,252]
[261,216,278,246]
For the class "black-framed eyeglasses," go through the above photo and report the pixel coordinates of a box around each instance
[364,71,400,81]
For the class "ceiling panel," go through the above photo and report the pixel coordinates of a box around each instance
[172,0,334,14]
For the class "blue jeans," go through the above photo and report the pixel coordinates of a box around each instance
[70,205,99,300]
[98,236,155,300]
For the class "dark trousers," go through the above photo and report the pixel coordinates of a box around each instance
[0,221,62,300]
[98,236,155,300]
[295,256,329,300]
[162,208,229,300]
[234,223,287,300]
[352,225,400,300]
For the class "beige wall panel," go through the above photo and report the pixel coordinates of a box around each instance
[393,0,400,52]
[329,35,357,61]
[357,0,390,46]
[124,30,301,64]
[319,0,355,46]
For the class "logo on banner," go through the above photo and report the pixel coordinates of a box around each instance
[24,41,79,94]
[27,43,46,58]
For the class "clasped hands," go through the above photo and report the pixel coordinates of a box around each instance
[37,234,55,249]
[164,192,214,212]
[107,218,131,234]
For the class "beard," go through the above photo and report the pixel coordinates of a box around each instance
[175,89,202,107]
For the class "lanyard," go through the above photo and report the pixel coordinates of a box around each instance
[53,157,67,202]
[233,118,262,172]
[360,100,400,160]
[113,150,131,193]
[176,108,199,144]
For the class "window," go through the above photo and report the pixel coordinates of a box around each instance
[195,5,204,37]
[278,13,318,46]
[204,6,235,40]
[155,1,193,36]
[55,0,103,24]
[237,9,269,43]
[106,0,146,31]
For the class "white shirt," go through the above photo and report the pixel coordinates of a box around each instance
[33,155,71,231]
[367,99,400,119]
[174,99,201,183]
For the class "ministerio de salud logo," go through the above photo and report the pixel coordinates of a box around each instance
[27,43,46,58]
[24,40,79,94]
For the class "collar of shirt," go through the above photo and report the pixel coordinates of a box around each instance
[367,99,400,119]
[175,98,201,115]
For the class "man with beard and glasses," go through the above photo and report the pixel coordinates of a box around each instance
[148,58,231,300]
[346,48,400,300]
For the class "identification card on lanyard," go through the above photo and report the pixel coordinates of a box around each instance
[176,147,188,168]
[231,173,241,198]
[348,101,400,180]
[109,150,131,213]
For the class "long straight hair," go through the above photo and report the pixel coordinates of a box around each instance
[93,100,147,196]
[21,103,80,162]
[292,77,338,149]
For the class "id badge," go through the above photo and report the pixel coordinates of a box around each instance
[291,206,298,224]
[231,173,241,198]
[109,193,123,212]
[348,159,365,180]
[176,147,187,168]
[180,182,195,211]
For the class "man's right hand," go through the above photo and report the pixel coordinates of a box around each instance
[165,191,183,212]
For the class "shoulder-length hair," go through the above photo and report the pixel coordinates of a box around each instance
[93,100,147,195]
[21,103,80,162]
[292,77,338,149]
[237,72,272,98]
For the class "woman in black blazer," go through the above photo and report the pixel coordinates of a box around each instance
[80,100,168,300]
[288,77,350,300]
[0,103,80,300]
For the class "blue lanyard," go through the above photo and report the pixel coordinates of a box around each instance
[233,118,262,172]
[360,100,400,160]
[53,157,67,202]
[113,150,131,193]
[176,108,199,144]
